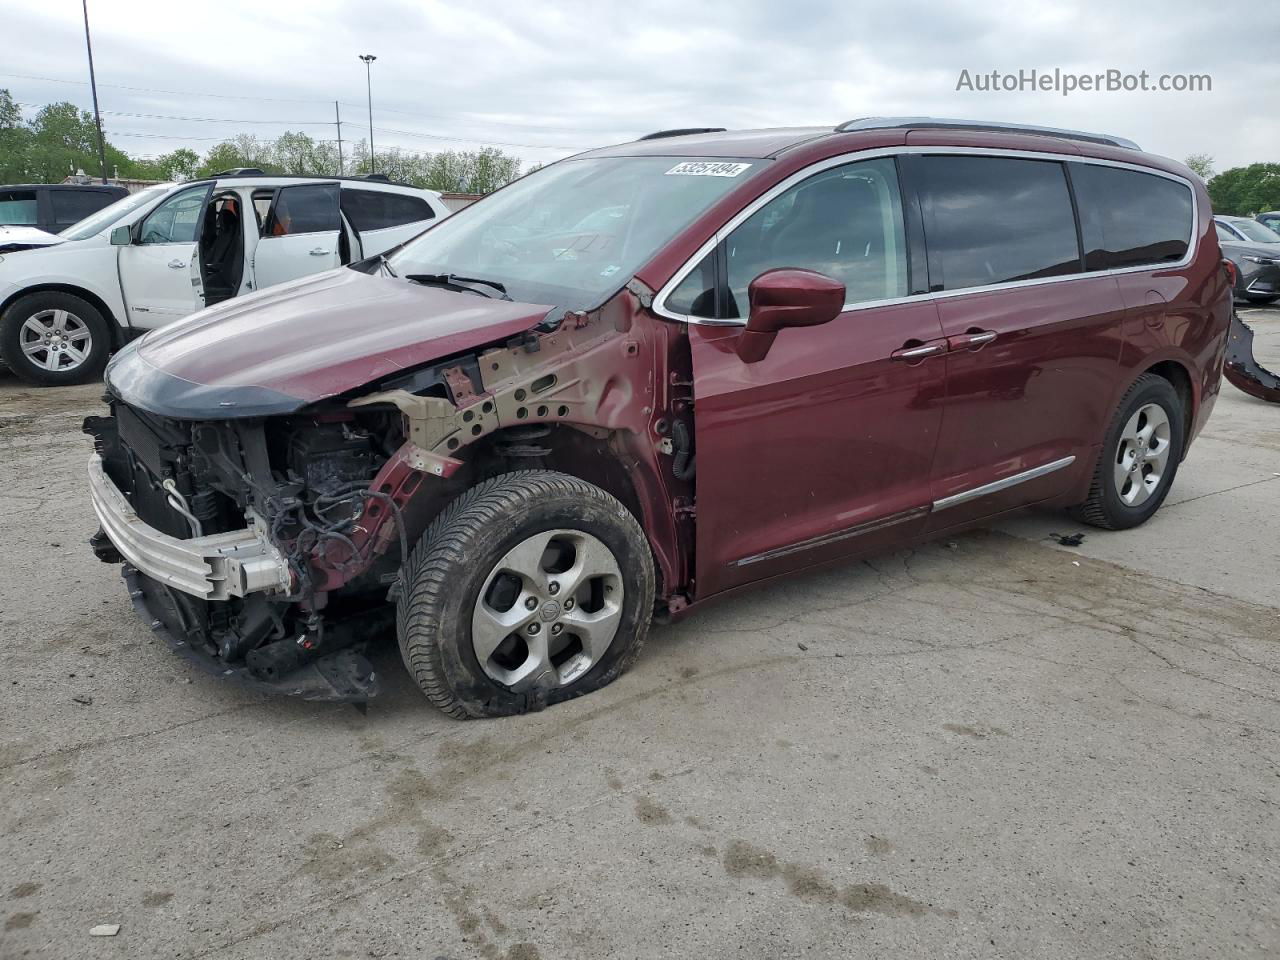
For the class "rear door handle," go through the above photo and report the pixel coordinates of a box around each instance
[891,341,947,361]
[946,330,998,351]
[309,247,332,256]
[167,259,186,269]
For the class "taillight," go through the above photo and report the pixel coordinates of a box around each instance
[1223,258,1238,287]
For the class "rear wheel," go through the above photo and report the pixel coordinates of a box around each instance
[396,470,655,719]
[0,291,111,386]
[1071,373,1185,530]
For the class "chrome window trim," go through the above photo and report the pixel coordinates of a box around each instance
[931,455,1076,512]
[651,145,1199,327]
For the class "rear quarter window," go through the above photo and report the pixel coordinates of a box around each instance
[0,189,39,225]
[1070,164,1193,270]
[341,189,435,231]
[911,155,1082,291]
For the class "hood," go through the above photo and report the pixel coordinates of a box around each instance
[106,268,554,419]
[0,225,64,253]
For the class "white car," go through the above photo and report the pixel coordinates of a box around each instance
[0,173,450,385]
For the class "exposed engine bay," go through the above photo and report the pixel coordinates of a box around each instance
[83,295,695,700]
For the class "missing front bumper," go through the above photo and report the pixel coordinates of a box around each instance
[123,564,380,702]
[87,453,292,601]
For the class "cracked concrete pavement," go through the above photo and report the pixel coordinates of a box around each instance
[2,307,1279,959]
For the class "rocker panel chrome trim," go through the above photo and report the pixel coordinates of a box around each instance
[931,456,1077,512]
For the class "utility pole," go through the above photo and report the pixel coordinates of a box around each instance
[359,54,377,175]
[334,100,344,176]
[81,0,108,184]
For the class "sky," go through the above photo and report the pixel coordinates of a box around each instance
[2,0,1276,174]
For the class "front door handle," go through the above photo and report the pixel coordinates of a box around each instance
[891,341,947,362]
[309,247,332,256]
[946,330,998,351]
[167,259,187,269]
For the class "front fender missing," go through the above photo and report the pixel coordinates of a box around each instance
[1224,312,1280,404]
[349,314,638,459]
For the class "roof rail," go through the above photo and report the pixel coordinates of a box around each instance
[834,117,1141,150]
[638,127,727,141]
[362,173,391,182]
[209,167,266,176]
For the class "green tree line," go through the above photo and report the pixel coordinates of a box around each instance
[0,89,530,194]
[1185,153,1280,217]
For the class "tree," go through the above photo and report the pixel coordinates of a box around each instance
[1185,153,1215,181]
[23,101,122,183]
[274,131,340,176]
[1208,163,1280,216]
[0,90,527,196]
[0,89,32,183]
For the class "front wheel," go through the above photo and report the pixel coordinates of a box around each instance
[396,470,656,719]
[1070,373,1185,530]
[0,291,112,386]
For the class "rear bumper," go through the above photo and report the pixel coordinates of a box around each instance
[87,453,292,601]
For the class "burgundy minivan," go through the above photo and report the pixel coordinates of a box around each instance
[85,118,1232,717]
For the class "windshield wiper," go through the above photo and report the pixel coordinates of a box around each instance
[377,254,398,278]
[406,273,511,300]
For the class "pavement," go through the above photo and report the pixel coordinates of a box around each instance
[2,306,1279,960]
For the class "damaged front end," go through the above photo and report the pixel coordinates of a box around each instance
[1224,311,1280,404]
[84,403,406,700]
[84,284,689,703]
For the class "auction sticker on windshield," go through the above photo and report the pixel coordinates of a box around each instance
[665,161,752,177]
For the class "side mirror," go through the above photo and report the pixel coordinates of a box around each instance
[109,225,131,246]
[736,268,846,363]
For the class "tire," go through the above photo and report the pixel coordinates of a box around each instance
[1070,373,1185,530]
[396,470,656,719]
[1244,294,1280,306]
[0,291,112,386]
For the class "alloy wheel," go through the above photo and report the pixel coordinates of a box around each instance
[471,529,624,692]
[19,308,93,373]
[1113,402,1172,507]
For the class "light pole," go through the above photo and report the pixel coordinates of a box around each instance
[81,0,108,183]
[359,54,377,175]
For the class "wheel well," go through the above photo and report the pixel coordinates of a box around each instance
[471,424,647,529]
[410,424,660,589]
[0,284,125,348]
[1144,360,1194,442]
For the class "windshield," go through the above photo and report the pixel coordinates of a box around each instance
[1233,220,1280,244]
[387,157,763,312]
[61,184,172,241]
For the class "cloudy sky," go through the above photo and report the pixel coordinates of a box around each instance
[3,0,1276,174]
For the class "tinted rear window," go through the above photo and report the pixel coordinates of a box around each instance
[913,155,1081,291]
[0,189,38,225]
[50,189,115,224]
[342,189,435,231]
[1070,164,1193,270]
[265,183,340,235]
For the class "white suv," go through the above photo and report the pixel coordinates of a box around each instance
[0,172,450,385]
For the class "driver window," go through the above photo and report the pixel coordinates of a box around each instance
[138,188,207,245]
[667,157,908,319]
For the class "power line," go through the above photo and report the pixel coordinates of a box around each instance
[106,129,341,143]
[16,96,586,153]
[0,71,331,104]
[17,101,332,126]
[3,70,615,137]
[372,126,578,151]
